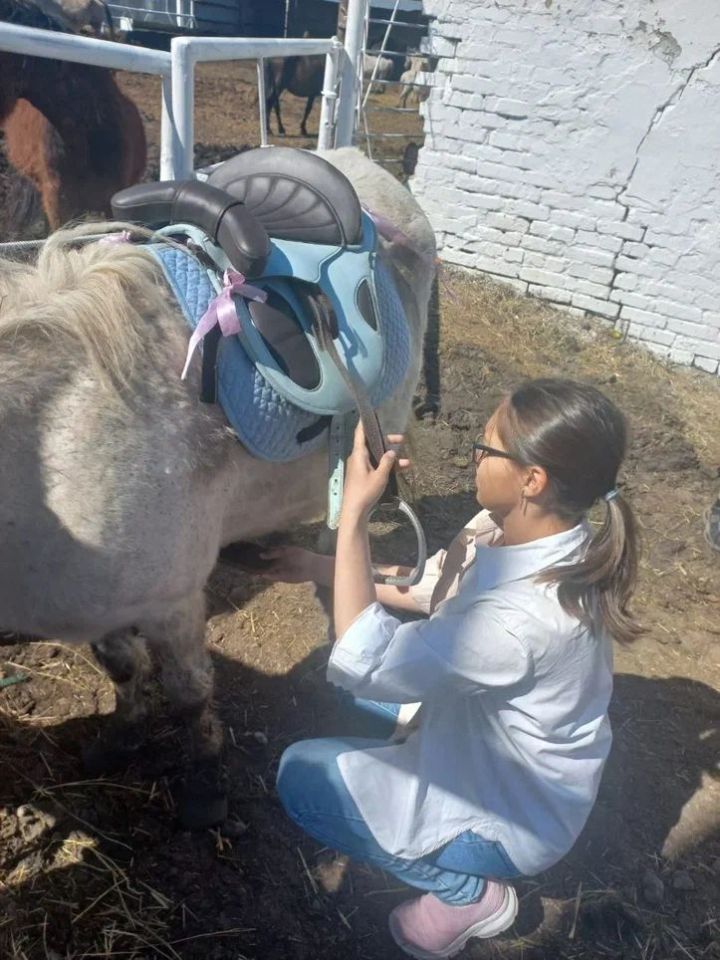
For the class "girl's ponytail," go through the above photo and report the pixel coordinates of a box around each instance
[543,491,642,644]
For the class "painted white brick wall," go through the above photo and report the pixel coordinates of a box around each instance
[411,0,720,375]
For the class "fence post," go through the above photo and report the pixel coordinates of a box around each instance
[334,0,368,146]
[317,41,341,150]
[159,73,175,179]
[170,36,195,179]
[257,58,268,147]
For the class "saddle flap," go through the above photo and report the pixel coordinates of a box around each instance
[248,290,321,391]
[229,213,389,416]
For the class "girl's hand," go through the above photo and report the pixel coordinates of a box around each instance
[257,546,327,584]
[342,422,410,520]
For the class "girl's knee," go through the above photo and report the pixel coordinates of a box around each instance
[276,739,325,821]
[277,738,350,829]
[276,742,302,809]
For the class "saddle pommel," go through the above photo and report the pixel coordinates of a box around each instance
[111,180,271,278]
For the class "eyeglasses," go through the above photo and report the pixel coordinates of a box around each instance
[472,441,518,465]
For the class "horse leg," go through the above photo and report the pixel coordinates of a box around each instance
[300,94,316,137]
[140,592,227,830]
[272,89,286,136]
[2,101,58,231]
[413,271,442,420]
[84,630,151,773]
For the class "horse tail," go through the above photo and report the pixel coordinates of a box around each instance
[0,171,46,241]
[117,91,147,186]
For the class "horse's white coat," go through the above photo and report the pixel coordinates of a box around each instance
[0,149,435,652]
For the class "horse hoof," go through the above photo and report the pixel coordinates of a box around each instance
[178,787,228,830]
[178,794,228,830]
[413,398,440,421]
[82,737,139,776]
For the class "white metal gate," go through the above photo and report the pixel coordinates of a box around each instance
[358,0,429,173]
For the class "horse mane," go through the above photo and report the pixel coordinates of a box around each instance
[0,223,179,399]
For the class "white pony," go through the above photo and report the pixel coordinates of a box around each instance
[0,148,435,825]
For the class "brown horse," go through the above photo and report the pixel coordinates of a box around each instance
[0,0,146,235]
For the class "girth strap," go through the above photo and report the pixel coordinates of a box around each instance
[302,289,426,588]
[296,287,391,480]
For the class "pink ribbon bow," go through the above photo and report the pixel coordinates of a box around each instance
[181,269,267,380]
[99,230,133,245]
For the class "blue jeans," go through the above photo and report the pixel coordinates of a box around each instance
[276,698,520,905]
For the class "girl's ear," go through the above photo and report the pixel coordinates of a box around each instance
[523,464,550,499]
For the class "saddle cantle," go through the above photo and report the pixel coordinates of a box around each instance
[206,146,364,247]
[111,148,411,460]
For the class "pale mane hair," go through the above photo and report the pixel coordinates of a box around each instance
[0,222,178,397]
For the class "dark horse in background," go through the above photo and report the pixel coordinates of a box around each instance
[0,0,146,236]
[264,37,324,139]
[264,40,398,140]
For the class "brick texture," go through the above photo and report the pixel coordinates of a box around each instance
[412,0,720,376]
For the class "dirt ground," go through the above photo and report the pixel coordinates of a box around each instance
[1,64,720,960]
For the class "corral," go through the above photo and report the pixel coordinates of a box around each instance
[1,41,720,960]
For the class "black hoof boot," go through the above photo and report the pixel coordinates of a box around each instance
[82,724,145,775]
[83,737,139,776]
[178,766,228,829]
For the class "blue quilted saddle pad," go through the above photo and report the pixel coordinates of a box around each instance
[149,244,411,462]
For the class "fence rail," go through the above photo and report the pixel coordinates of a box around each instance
[367,17,426,29]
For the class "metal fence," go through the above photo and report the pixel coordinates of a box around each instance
[0,0,372,180]
[358,0,430,171]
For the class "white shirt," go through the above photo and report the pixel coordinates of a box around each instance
[326,511,613,874]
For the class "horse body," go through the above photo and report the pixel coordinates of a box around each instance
[264,50,324,137]
[0,148,435,824]
[2,86,146,229]
[0,0,146,233]
[399,55,430,108]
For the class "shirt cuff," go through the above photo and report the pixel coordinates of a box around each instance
[327,601,400,688]
[408,549,446,615]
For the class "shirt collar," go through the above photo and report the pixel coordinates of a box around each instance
[469,521,590,592]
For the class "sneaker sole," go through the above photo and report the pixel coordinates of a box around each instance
[388,885,519,960]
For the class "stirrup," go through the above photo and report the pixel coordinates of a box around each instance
[326,414,427,588]
[370,497,427,588]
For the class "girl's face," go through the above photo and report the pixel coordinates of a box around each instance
[474,409,527,515]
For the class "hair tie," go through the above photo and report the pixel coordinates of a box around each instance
[604,488,619,503]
